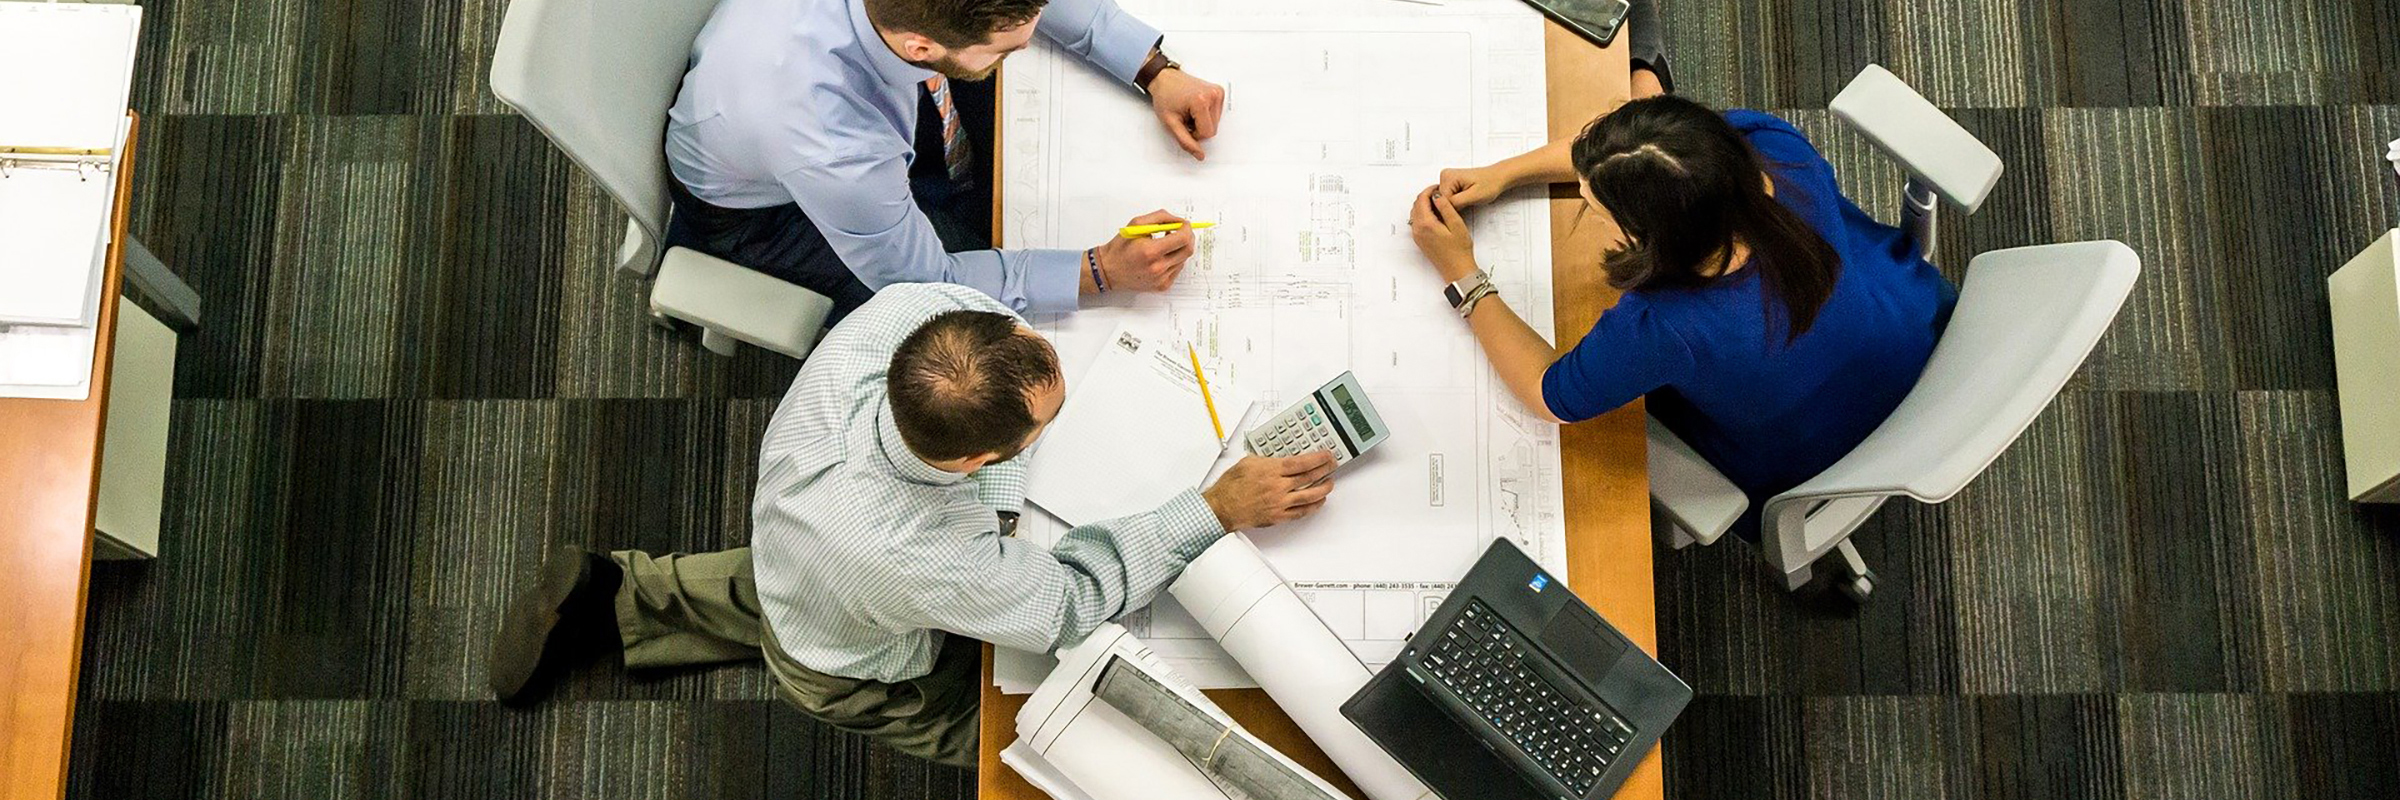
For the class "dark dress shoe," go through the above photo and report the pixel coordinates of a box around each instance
[489,548,621,704]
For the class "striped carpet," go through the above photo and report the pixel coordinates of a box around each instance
[70,0,2400,797]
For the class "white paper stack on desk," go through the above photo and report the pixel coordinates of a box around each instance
[0,1,143,400]
[1024,323,1254,527]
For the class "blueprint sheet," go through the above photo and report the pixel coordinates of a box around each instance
[997,5,1566,691]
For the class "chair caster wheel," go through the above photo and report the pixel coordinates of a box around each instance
[1839,572,1875,603]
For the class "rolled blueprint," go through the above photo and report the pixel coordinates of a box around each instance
[1169,534,1438,800]
[1015,624,1348,800]
[1094,656,1343,800]
[1017,625,1226,800]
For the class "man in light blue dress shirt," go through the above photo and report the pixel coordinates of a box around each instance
[664,0,1228,319]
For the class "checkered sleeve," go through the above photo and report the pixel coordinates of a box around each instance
[893,489,1226,654]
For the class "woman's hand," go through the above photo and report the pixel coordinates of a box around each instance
[1409,185,1478,282]
[1434,163,1518,209]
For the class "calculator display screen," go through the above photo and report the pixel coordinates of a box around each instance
[1329,384,1376,440]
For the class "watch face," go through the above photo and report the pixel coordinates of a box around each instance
[1444,284,1467,306]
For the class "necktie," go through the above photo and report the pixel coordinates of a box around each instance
[923,75,972,184]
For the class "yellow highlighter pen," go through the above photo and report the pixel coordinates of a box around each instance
[1119,221,1218,238]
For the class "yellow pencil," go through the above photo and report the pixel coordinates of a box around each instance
[1187,344,1225,441]
[1120,221,1218,238]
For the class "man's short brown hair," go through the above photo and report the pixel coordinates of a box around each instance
[864,0,1049,49]
[887,310,1061,463]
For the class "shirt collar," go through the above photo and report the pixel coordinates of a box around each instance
[847,0,936,90]
[874,399,970,486]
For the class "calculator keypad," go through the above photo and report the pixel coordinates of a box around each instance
[1246,401,1350,463]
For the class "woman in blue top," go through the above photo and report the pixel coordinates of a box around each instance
[1408,95,1956,538]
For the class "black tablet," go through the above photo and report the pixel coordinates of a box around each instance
[1520,0,1630,48]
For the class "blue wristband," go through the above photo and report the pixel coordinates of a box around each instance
[1086,249,1108,292]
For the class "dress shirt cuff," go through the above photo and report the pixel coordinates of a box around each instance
[1021,248,1086,313]
[1154,488,1229,563]
[1090,17,1164,86]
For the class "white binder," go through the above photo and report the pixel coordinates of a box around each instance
[0,1,142,329]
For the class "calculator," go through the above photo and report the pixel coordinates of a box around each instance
[1243,372,1390,465]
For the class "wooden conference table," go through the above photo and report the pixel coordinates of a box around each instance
[978,20,1655,800]
[0,115,141,800]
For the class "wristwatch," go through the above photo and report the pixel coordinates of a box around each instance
[1135,46,1179,94]
[1443,269,1496,318]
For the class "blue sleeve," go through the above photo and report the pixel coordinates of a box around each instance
[1540,300,1696,423]
[779,154,1082,315]
[1035,0,1162,86]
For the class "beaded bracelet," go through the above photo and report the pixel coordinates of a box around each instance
[1086,248,1108,292]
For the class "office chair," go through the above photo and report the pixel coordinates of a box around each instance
[1646,65,2140,601]
[490,0,832,358]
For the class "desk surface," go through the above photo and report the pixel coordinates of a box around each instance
[978,20,1651,800]
[0,115,139,800]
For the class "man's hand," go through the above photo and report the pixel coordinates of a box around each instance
[1147,68,1226,161]
[1089,209,1195,294]
[1203,452,1337,531]
[1409,186,1478,282]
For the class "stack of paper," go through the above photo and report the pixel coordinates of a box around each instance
[0,1,144,400]
[1024,323,1251,526]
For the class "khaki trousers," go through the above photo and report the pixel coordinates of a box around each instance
[610,548,982,767]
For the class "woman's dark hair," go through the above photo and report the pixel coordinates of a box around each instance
[1569,96,1841,342]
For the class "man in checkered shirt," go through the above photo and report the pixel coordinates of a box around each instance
[490,282,1336,765]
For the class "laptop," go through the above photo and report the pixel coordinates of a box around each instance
[1341,539,1690,800]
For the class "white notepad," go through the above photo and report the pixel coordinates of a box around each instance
[0,2,143,150]
[0,168,114,325]
[0,1,142,328]
[1025,325,1249,527]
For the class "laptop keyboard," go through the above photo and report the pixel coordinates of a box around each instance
[1421,600,1637,796]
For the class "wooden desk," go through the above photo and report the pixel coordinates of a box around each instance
[0,114,140,800]
[979,20,1651,800]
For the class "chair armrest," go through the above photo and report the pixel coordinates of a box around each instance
[1830,64,2003,214]
[1646,416,1748,547]
[649,247,834,359]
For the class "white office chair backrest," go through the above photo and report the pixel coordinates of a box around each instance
[1830,64,2004,214]
[490,0,721,275]
[1762,240,2139,565]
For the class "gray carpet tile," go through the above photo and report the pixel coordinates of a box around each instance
[1965,694,2124,800]
[2235,392,2400,692]
[260,116,425,398]
[1801,695,1976,799]
[2041,107,2231,391]
[67,0,2400,796]
[218,700,406,800]
[1948,393,2131,694]
[2110,391,2264,693]
[404,401,560,700]
[2115,693,2292,799]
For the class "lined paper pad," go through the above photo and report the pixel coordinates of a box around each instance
[1024,325,1246,527]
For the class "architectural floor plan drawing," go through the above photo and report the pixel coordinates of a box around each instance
[997,7,1564,691]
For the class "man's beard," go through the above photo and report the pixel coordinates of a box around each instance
[924,53,1003,82]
